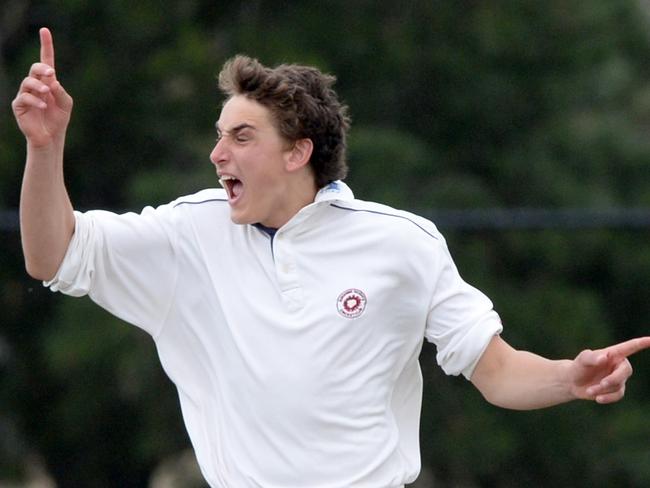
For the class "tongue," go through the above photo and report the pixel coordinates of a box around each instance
[231,180,243,199]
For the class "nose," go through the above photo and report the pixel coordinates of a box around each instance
[210,137,229,166]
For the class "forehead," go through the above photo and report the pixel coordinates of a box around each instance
[217,95,275,131]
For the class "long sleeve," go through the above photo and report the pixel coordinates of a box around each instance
[425,238,503,379]
[45,205,179,338]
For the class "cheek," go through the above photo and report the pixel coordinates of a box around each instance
[238,143,288,180]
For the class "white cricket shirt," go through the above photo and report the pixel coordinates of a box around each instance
[47,181,502,488]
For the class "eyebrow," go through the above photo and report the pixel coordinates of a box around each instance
[215,122,257,135]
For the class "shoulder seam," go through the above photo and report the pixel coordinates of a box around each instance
[173,197,228,208]
[329,203,439,240]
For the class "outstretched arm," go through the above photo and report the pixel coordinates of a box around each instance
[471,334,650,410]
[12,27,75,280]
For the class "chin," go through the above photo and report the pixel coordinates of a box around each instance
[229,211,254,226]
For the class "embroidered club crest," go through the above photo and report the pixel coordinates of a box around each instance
[337,289,367,319]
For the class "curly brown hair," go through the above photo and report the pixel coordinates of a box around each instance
[218,55,351,188]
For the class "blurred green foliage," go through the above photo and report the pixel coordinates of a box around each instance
[1,0,650,486]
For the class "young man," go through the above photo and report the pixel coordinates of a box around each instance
[13,28,650,488]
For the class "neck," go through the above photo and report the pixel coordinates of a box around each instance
[261,174,318,229]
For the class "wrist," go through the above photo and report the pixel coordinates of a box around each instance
[557,359,578,402]
[27,133,66,153]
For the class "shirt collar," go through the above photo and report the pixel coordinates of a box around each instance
[314,180,354,203]
[254,181,354,233]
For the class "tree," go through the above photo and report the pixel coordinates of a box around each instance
[1,0,649,485]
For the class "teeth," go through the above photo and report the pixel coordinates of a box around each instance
[219,175,236,189]
[219,175,240,200]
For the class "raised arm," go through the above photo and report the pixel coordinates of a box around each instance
[471,335,650,410]
[12,27,75,280]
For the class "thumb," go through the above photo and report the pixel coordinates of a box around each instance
[50,80,73,111]
[575,349,607,368]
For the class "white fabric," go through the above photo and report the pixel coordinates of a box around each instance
[46,181,502,488]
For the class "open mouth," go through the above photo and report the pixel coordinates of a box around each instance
[219,175,244,202]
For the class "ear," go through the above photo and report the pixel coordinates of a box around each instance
[285,138,314,173]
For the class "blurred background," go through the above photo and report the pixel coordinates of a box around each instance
[1,1,650,486]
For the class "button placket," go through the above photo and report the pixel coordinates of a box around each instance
[273,233,303,310]
[271,204,327,311]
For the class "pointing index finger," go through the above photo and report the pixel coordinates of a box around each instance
[607,336,650,359]
[39,27,55,69]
